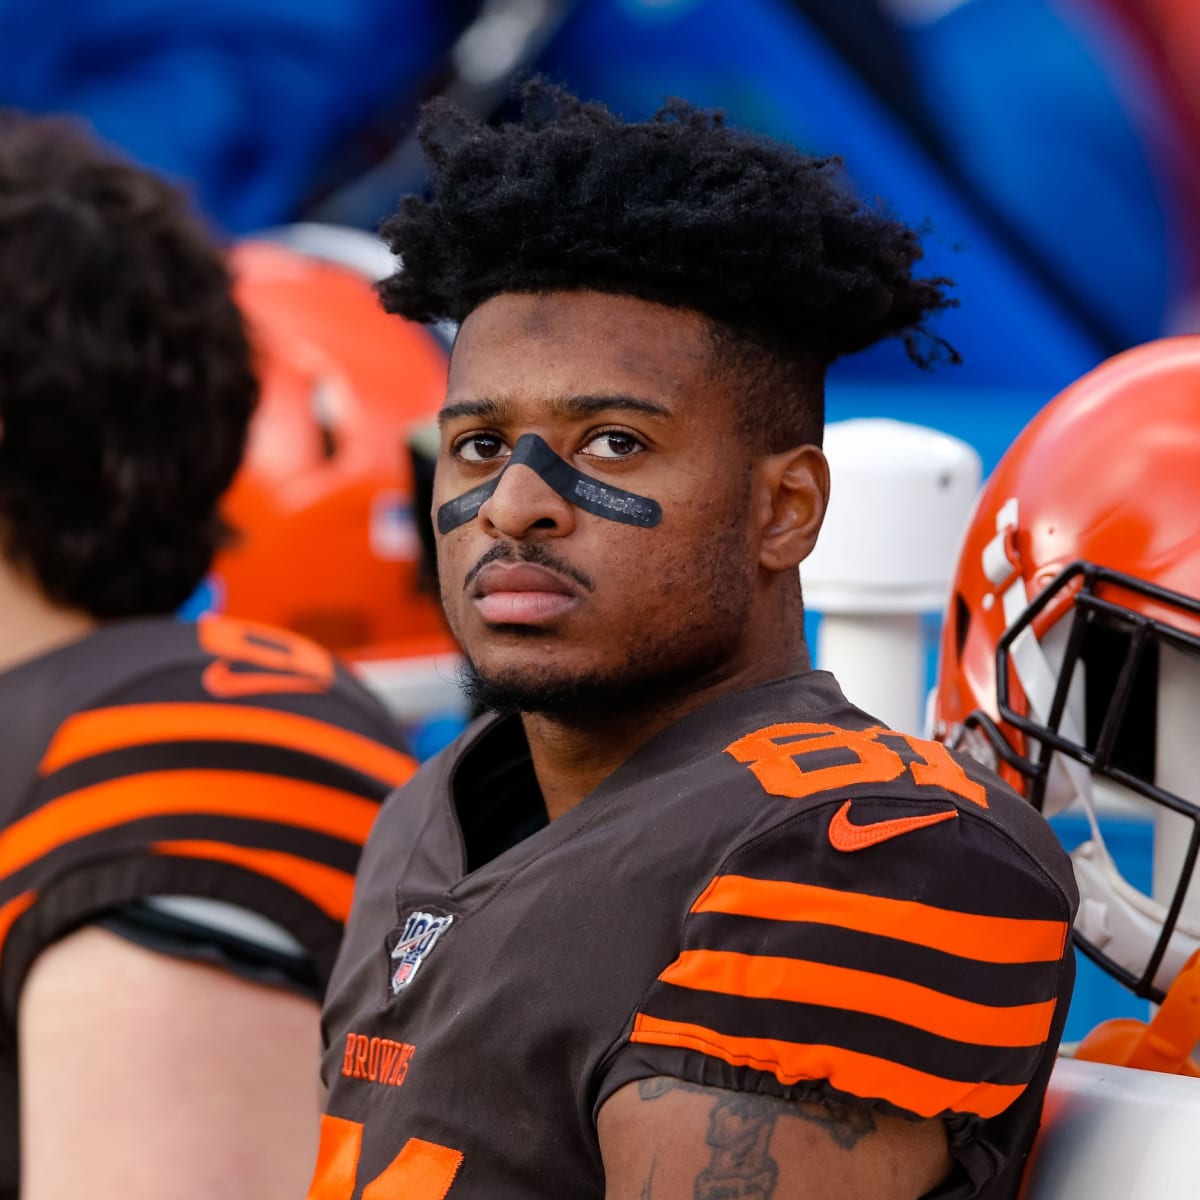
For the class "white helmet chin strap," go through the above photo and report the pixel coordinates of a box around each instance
[981,498,1197,990]
[1072,837,1200,996]
[980,498,1089,817]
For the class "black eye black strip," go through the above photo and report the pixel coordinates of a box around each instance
[436,433,662,534]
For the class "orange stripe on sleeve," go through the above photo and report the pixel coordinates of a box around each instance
[41,702,416,787]
[659,950,1057,1048]
[631,1013,1025,1119]
[692,875,1067,965]
[0,771,380,883]
[0,891,36,968]
[154,840,356,922]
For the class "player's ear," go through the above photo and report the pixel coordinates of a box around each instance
[756,444,829,573]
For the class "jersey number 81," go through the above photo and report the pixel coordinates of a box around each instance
[307,1115,463,1199]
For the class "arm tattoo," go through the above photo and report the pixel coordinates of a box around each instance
[696,1090,779,1200]
[640,1158,656,1200]
[636,1078,877,1199]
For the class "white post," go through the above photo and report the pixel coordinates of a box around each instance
[816,613,926,735]
[1152,644,1200,923]
[803,418,981,735]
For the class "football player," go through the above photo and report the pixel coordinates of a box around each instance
[311,82,1078,1200]
[0,113,416,1198]
[931,336,1200,1073]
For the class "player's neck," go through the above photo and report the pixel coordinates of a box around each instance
[0,559,96,675]
[521,646,812,821]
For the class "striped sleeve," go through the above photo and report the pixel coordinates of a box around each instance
[613,803,1074,1125]
[0,692,415,1019]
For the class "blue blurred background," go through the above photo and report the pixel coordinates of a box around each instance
[9,0,1197,1038]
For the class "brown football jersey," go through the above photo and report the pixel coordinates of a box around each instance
[314,672,1077,1200]
[0,615,415,1197]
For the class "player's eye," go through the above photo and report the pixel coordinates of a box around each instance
[453,433,509,463]
[580,430,644,460]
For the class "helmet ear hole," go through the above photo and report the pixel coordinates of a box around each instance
[309,377,340,461]
[954,591,971,662]
[1080,617,1158,783]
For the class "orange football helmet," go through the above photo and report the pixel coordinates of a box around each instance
[932,336,1200,1001]
[211,228,455,662]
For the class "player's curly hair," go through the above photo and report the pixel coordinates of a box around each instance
[0,111,256,618]
[380,80,958,450]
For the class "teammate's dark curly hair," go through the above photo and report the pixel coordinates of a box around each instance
[380,81,958,451]
[0,111,257,618]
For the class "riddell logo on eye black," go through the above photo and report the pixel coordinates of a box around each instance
[572,478,653,519]
[341,1032,415,1088]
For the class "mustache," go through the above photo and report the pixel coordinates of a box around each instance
[463,542,596,593]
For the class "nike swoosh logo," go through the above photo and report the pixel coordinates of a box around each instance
[828,799,958,852]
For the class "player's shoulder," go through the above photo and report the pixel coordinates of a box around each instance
[91,614,397,729]
[629,671,1076,915]
[0,618,200,796]
[0,617,200,712]
[10,615,412,798]
[617,675,1076,1147]
[0,614,376,709]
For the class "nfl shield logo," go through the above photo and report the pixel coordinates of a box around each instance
[389,910,454,995]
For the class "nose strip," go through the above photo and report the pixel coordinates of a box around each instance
[436,433,663,533]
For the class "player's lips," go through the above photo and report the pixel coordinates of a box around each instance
[470,562,580,624]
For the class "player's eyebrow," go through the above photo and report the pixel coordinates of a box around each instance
[438,397,508,427]
[551,394,672,420]
[438,393,671,427]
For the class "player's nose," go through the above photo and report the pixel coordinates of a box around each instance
[478,461,576,540]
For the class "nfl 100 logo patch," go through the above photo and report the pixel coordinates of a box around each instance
[388,910,454,995]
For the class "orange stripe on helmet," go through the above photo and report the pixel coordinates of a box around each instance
[659,950,1056,1047]
[0,771,380,883]
[40,702,415,786]
[692,875,1067,965]
[631,1013,1025,1119]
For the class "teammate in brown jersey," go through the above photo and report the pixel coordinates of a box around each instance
[311,82,1078,1200]
[0,113,415,1199]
